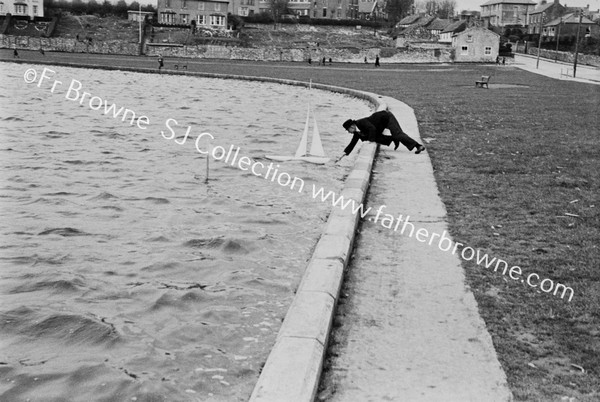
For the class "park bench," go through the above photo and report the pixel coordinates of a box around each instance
[475,75,490,89]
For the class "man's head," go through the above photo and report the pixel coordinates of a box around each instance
[342,119,358,134]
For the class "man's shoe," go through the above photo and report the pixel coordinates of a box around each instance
[415,145,425,154]
[393,139,400,150]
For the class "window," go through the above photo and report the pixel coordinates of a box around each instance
[181,14,189,23]
[484,46,492,55]
[210,15,225,25]
[239,6,248,15]
[214,3,222,11]
[160,12,175,23]
[466,34,473,42]
[322,7,326,16]
[461,45,468,55]
[33,5,38,14]
[165,0,171,7]
[196,14,205,24]
[14,3,28,14]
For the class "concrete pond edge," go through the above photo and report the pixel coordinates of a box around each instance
[5,58,388,402]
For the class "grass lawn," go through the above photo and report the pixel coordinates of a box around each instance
[2,53,599,400]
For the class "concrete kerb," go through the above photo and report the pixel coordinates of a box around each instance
[3,58,390,402]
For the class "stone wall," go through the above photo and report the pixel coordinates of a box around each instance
[146,43,454,63]
[0,34,139,54]
[1,33,453,63]
[525,47,600,68]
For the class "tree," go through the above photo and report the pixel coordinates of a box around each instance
[86,0,100,14]
[268,0,289,27]
[437,0,455,19]
[417,0,455,18]
[386,0,413,25]
[71,0,86,14]
[100,0,112,16]
[114,0,128,18]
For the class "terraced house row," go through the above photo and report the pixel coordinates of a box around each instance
[156,0,379,27]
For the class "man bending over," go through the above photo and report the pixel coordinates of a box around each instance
[335,110,425,163]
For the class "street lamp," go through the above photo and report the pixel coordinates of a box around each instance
[139,3,142,44]
[554,16,561,62]
[573,9,583,77]
[535,11,544,69]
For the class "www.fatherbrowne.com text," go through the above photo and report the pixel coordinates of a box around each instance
[23,67,574,302]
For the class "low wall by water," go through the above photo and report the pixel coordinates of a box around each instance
[1,33,452,63]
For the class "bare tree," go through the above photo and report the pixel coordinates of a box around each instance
[386,0,414,25]
[416,0,456,18]
[269,0,289,27]
[438,0,456,19]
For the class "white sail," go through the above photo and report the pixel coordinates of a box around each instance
[265,81,330,165]
[309,111,326,157]
[294,104,311,158]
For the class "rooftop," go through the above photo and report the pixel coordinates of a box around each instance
[481,0,536,6]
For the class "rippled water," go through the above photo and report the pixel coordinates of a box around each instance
[0,62,371,401]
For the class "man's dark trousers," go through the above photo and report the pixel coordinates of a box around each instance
[385,111,419,151]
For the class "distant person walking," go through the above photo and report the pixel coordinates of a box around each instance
[322,57,326,66]
[335,110,425,163]
[157,54,164,71]
[13,49,19,58]
[502,57,506,65]
[375,55,380,67]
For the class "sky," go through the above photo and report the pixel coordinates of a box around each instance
[129,0,600,13]
[455,0,600,12]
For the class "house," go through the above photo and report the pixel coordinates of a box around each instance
[396,14,423,28]
[543,12,598,40]
[459,10,481,23]
[127,10,156,22]
[157,0,228,28]
[358,0,377,19]
[287,0,311,17]
[439,20,467,43]
[425,18,451,36]
[528,0,565,34]
[452,26,500,61]
[229,0,259,17]
[0,0,43,18]
[480,0,536,27]
[311,0,353,19]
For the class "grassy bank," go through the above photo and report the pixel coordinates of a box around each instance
[2,53,599,400]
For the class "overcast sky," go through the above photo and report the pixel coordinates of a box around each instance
[133,0,600,13]
[455,0,600,12]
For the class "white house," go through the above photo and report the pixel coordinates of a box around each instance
[0,0,44,18]
[452,26,500,62]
